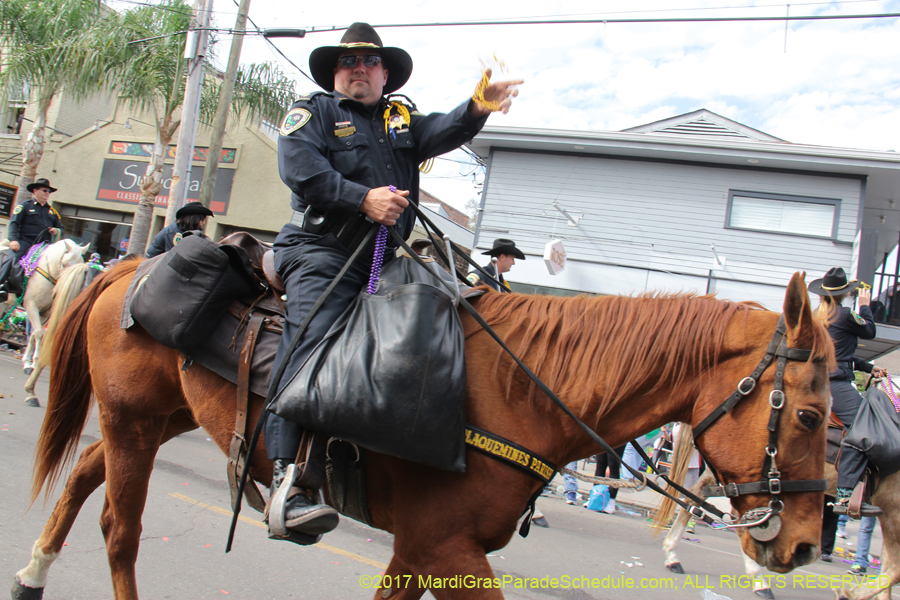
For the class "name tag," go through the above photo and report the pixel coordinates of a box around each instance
[334,126,356,137]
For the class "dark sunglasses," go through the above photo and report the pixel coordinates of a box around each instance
[338,54,382,68]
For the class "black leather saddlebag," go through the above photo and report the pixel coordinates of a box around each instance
[844,379,900,478]
[130,234,265,352]
[271,256,467,472]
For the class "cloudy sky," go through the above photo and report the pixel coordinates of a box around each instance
[173,0,900,212]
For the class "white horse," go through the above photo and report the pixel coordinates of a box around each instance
[656,425,899,600]
[22,260,94,406]
[0,239,89,405]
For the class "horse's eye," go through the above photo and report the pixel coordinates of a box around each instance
[797,410,820,430]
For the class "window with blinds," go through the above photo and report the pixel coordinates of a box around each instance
[726,191,839,239]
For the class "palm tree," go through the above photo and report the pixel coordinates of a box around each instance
[0,0,108,206]
[95,0,295,254]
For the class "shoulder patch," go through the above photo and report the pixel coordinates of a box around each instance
[173,232,183,246]
[280,108,312,136]
[851,310,866,325]
[466,273,481,285]
[13,205,22,215]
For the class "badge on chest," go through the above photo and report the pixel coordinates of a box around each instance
[383,101,410,139]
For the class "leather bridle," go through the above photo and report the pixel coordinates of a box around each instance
[691,315,828,542]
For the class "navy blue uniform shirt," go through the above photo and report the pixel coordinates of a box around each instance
[9,198,63,245]
[828,304,877,380]
[466,262,508,292]
[145,222,182,258]
[277,92,488,243]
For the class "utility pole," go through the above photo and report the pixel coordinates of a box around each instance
[166,0,213,225]
[198,0,251,211]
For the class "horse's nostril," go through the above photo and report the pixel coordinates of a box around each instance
[793,543,817,567]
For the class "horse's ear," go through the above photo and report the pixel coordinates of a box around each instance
[783,271,814,337]
[79,243,90,255]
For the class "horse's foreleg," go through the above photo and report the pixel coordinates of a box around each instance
[741,551,775,599]
[662,469,715,573]
[662,504,691,573]
[21,301,42,377]
[13,441,107,600]
[416,543,504,600]
[375,556,426,600]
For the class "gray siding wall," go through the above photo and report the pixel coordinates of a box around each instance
[478,150,862,288]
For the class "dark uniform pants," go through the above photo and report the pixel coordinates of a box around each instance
[0,231,50,291]
[263,224,379,460]
[831,378,869,489]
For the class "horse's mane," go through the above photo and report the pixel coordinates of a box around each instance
[466,291,833,414]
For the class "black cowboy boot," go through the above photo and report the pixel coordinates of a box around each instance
[268,459,339,542]
[831,486,882,518]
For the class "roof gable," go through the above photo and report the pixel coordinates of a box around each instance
[623,109,785,143]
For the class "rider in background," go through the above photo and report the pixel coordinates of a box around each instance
[809,267,884,518]
[0,178,63,301]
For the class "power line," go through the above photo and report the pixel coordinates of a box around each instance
[298,12,900,33]
[227,0,316,87]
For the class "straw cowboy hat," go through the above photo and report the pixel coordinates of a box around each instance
[308,22,413,95]
[807,267,861,296]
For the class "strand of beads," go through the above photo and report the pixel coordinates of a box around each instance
[882,372,900,413]
[366,186,394,294]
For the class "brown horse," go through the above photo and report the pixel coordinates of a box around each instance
[14,262,835,600]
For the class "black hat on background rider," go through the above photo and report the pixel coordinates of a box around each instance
[807,267,860,297]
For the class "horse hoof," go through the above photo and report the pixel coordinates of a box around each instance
[666,562,684,574]
[754,588,775,600]
[10,579,44,600]
[22,367,33,376]
[24,397,40,408]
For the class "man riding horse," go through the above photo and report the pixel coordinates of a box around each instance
[0,178,64,302]
[264,22,522,542]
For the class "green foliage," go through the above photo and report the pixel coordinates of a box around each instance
[0,0,106,105]
[855,370,875,390]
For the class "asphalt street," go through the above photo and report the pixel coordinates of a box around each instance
[0,350,887,600]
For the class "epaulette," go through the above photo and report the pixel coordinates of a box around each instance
[385,94,423,116]
[293,91,329,104]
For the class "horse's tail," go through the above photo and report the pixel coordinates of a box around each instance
[650,424,695,536]
[33,264,91,373]
[31,260,141,506]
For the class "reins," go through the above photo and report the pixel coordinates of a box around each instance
[398,200,826,538]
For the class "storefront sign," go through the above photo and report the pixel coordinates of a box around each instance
[96,159,235,214]
[543,239,566,275]
[0,183,17,219]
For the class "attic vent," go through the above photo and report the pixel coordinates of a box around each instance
[656,118,753,139]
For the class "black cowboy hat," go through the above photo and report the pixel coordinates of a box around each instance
[309,22,413,95]
[481,238,526,260]
[26,178,57,193]
[175,201,214,219]
[808,267,861,296]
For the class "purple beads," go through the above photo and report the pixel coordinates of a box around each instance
[366,186,395,294]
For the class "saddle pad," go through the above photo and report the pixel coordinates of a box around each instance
[187,304,282,398]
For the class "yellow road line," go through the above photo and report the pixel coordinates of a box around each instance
[168,492,388,569]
